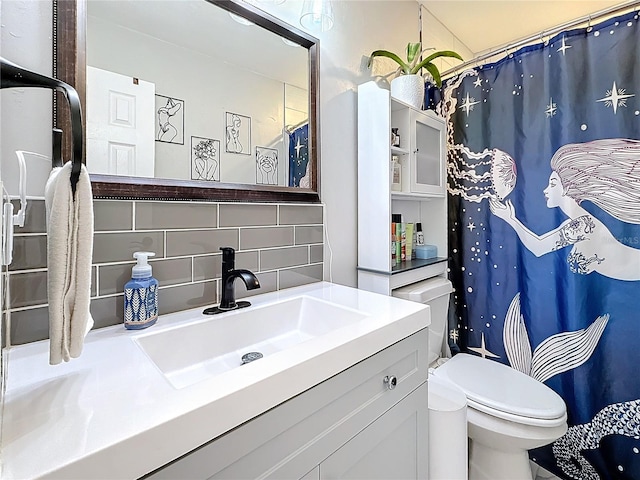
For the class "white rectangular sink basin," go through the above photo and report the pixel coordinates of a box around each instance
[134,296,368,389]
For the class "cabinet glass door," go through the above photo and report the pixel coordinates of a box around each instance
[410,111,445,196]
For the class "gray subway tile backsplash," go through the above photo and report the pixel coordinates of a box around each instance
[240,226,294,250]
[5,200,323,346]
[90,295,125,330]
[93,201,133,231]
[166,229,238,257]
[159,280,219,314]
[9,235,47,271]
[12,199,46,234]
[236,250,260,272]
[136,202,217,230]
[260,246,308,271]
[92,266,97,298]
[310,245,323,263]
[93,231,165,263]
[219,204,277,227]
[98,265,131,297]
[279,205,323,225]
[295,225,323,245]
[279,264,324,289]
[193,254,222,282]
[10,307,50,345]
[10,271,48,309]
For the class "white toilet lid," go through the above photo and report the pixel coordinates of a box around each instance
[434,353,566,423]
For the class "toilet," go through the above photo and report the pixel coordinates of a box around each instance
[393,277,567,480]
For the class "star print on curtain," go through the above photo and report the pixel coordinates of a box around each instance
[443,10,640,479]
[288,123,309,187]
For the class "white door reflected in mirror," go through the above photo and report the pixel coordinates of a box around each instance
[86,66,155,177]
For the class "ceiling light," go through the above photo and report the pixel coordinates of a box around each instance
[282,38,302,47]
[229,12,254,26]
[300,0,334,32]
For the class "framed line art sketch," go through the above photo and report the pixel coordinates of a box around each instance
[191,136,220,181]
[156,95,184,144]
[225,112,251,155]
[256,146,278,185]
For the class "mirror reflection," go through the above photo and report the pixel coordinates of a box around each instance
[86,0,310,188]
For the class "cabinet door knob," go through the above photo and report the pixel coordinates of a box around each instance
[383,375,397,390]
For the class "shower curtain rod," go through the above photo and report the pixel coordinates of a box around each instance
[439,0,640,77]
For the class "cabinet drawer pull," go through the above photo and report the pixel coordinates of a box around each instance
[383,375,397,390]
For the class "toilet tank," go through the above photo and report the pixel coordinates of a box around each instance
[393,277,453,365]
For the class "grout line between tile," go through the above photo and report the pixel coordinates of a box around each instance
[95,264,100,298]
[163,230,167,259]
[11,232,46,237]
[155,278,216,290]
[6,268,48,275]
[6,303,50,313]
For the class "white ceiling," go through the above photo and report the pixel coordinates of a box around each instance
[421,0,629,54]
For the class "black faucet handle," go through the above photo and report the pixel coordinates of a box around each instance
[220,247,235,268]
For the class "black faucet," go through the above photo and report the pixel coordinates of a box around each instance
[203,247,260,315]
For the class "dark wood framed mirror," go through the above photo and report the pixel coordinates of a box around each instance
[53,0,320,202]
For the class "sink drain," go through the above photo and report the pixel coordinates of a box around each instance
[241,352,263,365]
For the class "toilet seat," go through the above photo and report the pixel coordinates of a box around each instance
[433,353,566,427]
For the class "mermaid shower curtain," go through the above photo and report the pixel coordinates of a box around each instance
[444,10,640,480]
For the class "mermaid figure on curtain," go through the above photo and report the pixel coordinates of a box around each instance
[490,138,640,281]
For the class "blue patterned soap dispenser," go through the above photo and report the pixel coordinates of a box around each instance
[124,251,159,330]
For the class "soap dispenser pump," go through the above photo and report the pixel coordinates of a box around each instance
[124,251,159,330]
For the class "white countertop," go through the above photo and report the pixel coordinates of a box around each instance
[1,282,429,479]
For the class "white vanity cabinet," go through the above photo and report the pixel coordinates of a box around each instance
[357,81,448,295]
[320,384,427,479]
[144,329,429,479]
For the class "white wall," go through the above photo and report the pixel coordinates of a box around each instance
[420,6,474,74]
[0,0,53,198]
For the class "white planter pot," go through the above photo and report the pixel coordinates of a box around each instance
[391,75,425,109]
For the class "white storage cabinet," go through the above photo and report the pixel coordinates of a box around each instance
[357,81,448,295]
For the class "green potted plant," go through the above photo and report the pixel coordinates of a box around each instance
[368,42,462,108]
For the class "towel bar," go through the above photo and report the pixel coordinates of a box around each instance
[0,57,83,195]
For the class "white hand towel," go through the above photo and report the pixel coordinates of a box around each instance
[45,162,94,365]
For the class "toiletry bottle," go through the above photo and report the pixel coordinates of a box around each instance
[391,128,400,147]
[124,251,159,330]
[391,155,402,191]
[412,224,418,259]
[391,222,396,262]
[406,223,414,260]
[416,222,425,246]
[392,214,402,264]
